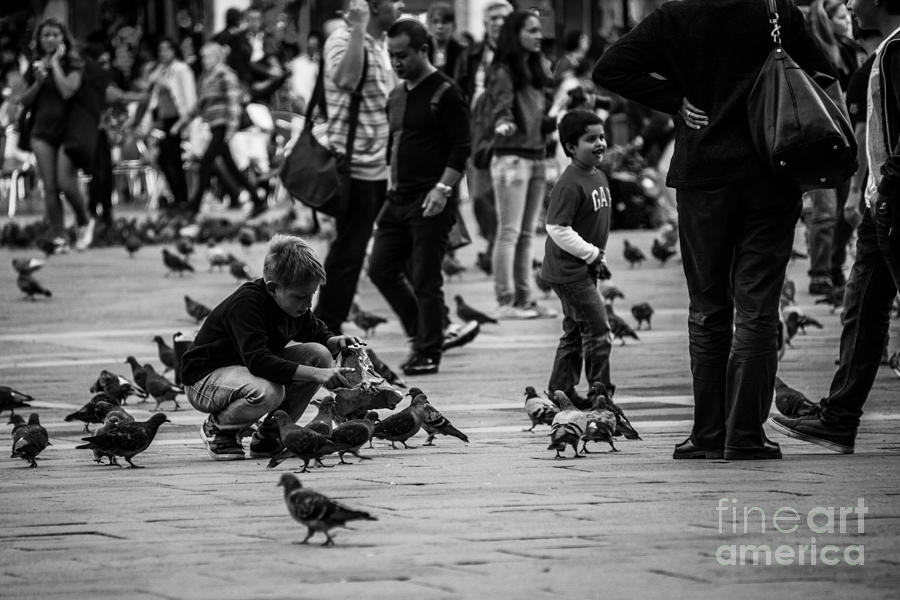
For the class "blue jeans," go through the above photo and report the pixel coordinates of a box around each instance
[491,154,546,306]
[820,208,900,428]
[186,343,333,430]
[548,276,612,396]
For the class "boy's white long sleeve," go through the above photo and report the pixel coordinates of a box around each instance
[546,224,601,264]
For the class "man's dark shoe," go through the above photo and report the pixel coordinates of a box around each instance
[808,279,834,296]
[673,437,724,459]
[442,320,480,351]
[769,414,855,454]
[200,416,245,461]
[402,355,439,376]
[724,439,783,460]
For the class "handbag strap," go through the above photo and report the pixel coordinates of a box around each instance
[765,0,783,47]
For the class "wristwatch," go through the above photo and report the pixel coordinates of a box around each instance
[435,182,452,196]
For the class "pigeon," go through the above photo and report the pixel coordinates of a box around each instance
[623,239,645,268]
[125,356,149,392]
[75,413,170,468]
[124,233,142,257]
[580,409,618,454]
[0,386,33,415]
[774,377,818,417]
[523,385,559,432]
[184,295,212,323]
[475,250,492,276]
[599,284,625,304]
[207,247,231,272]
[441,253,467,280]
[372,394,428,449]
[781,278,797,308]
[329,418,376,463]
[11,257,44,275]
[64,393,120,432]
[366,349,406,389]
[229,258,253,282]
[142,364,184,411]
[152,336,176,373]
[548,391,588,458]
[162,248,195,276]
[588,382,641,440]
[534,267,552,298]
[333,385,403,422]
[277,473,377,546]
[631,302,654,330]
[175,237,194,260]
[305,396,336,437]
[17,272,52,300]
[35,237,58,257]
[79,406,136,464]
[606,305,640,345]
[10,413,50,467]
[238,227,255,252]
[454,294,498,325]
[400,387,468,446]
[783,308,824,344]
[348,302,388,337]
[266,411,348,472]
[90,370,147,404]
[651,238,677,265]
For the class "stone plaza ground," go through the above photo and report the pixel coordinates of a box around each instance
[1,207,899,599]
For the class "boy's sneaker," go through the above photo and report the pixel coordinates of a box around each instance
[768,414,856,454]
[442,320,480,351]
[75,218,95,251]
[402,354,440,376]
[522,301,558,318]
[495,304,539,320]
[200,416,245,461]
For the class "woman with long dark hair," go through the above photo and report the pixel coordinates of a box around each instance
[19,18,93,252]
[486,10,556,319]
[146,37,196,213]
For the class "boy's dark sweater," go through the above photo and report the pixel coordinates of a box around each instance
[593,0,834,188]
[180,279,333,387]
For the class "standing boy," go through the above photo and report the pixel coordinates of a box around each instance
[541,110,613,400]
[180,235,360,461]
[368,18,471,376]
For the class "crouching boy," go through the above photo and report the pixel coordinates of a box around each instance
[180,234,359,460]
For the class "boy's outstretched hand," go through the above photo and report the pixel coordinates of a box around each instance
[326,335,364,355]
[313,366,356,388]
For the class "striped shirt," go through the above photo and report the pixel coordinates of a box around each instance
[323,26,397,181]
[194,64,243,135]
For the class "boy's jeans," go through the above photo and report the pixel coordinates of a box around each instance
[491,154,546,306]
[186,343,333,430]
[548,276,612,396]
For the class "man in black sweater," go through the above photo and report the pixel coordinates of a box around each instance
[181,235,360,461]
[593,0,835,460]
[368,19,471,376]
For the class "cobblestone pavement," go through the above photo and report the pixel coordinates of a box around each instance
[1,210,898,599]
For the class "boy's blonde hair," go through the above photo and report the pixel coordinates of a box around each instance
[263,234,326,288]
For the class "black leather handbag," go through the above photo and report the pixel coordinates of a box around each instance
[280,51,368,218]
[747,0,857,190]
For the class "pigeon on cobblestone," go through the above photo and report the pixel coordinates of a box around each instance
[142,364,183,411]
[349,302,387,337]
[330,418,376,463]
[366,349,406,389]
[76,413,169,468]
[306,396,336,437]
[781,278,797,308]
[10,413,50,468]
[184,295,212,322]
[814,286,845,313]
[152,336,176,373]
[454,295,498,325]
[11,257,44,275]
[782,307,823,344]
[277,473,377,546]
[774,377,818,417]
[266,411,348,472]
[65,393,120,432]
[162,248,194,276]
[606,304,640,345]
[651,238,677,265]
[80,407,136,464]
[588,383,641,440]
[125,357,149,392]
[630,302,654,330]
[124,233,142,257]
[475,250,492,276]
[207,244,231,271]
[229,258,253,282]
[175,237,194,260]
[17,271,52,300]
[0,386,33,415]
[548,391,588,458]
[599,284,625,304]
[580,386,620,453]
[372,394,428,449]
[402,388,468,446]
[623,239,646,268]
[90,370,147,404]
[523,386,559,432]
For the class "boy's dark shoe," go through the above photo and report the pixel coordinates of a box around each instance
[769,414,856,454]
[200,416,245,461]
[673,437,724,459]
[402,355,440,376]
[442,320,480,351]
[724,439,782,460]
